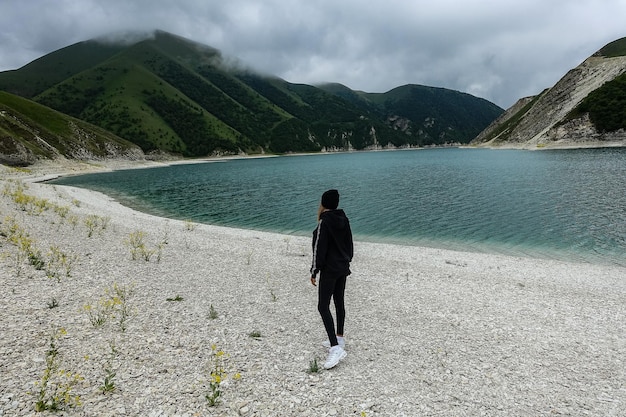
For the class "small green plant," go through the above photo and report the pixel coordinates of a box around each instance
[46,246,77,282]
[28,246,45,270]
[2,216,28,275]
[126,230,148,260]
[152,229,170,262]
[125,230,165,262]
[204,344,241,407]
[84,282,135,331]
[1,214,20,237]
[7,166,31,174]
[109,282,135,332]
[155,241,165,262]
[101,367,116,394]
[33,328,83,412]
[52,204,70,219]
[249,331,262,338]
[84,215,98,237]
[67,215,79,229]
[209,304,218,320]
[308,358,320,374]
[83,300,112,327]
[166,295,184,302]
[206,344,226,407]
[5,183,50,215]
[6,220,45,271]
[32,197,50,214]
[184,220,197,231]
[12,189,34,211]
[16,232,42,269]
[84,214,109,237]
[266,274,277,302]
[100,342,118,394]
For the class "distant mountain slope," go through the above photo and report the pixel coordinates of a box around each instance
[0,40,126,98]
[0,91,142,166]
[1,30,503,159]
[361,84,504,144]
[472,37,626,148]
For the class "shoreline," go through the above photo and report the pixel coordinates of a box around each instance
[29,156,626,269]
[1,160,625,416]
[14,137,626,179]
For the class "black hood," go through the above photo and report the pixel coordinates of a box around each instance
[320,209,349,230]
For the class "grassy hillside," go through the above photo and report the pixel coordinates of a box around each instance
[0,91,141,165]
[570,73,626,132]
[0,41,125,98]
[362,85,504,145]
[597,37,626,58]
[1,30,504,157]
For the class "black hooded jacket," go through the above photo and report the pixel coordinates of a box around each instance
[310,209,354,278]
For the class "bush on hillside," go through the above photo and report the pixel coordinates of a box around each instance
[576,73,626,132]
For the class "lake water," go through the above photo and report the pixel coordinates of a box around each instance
[50,148,626,266]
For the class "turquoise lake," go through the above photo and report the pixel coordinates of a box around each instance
[50,148,626,266]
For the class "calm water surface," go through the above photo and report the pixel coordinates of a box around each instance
[51,148,626,266]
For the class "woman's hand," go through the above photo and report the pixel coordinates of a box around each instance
[310,276,317,286]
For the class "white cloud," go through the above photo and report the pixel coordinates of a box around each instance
[1,0,625,108]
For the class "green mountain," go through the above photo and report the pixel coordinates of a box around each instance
[596,36,626,58]
[1,30,503,159]
[0,91,141,166]
[364,85,503,144]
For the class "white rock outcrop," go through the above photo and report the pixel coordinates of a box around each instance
[473,54,626,148]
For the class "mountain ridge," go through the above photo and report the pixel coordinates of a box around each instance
[471,37,626,148]
[0,30,503,164]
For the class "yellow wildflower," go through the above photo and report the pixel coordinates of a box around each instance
[211,372,222,384]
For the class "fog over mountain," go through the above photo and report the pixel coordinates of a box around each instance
[0,31,503,164]
[1,0,625,108]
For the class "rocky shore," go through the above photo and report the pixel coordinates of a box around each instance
[0,161,624,416]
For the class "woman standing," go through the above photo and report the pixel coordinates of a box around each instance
[310,189,354,369]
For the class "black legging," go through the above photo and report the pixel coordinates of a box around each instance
[317,272,347,347]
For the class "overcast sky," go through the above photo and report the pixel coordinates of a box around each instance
[1,0,625,108]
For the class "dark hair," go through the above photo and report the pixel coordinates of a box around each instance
[321,189,339,209]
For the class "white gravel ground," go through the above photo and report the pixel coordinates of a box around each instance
[0,161,624,417]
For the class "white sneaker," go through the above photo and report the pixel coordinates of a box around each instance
[323,345,347,369]
[322,338,346,349]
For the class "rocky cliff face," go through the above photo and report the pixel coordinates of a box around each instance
[472,54,626,148]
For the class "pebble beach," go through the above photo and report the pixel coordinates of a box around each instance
[0,160,624,417]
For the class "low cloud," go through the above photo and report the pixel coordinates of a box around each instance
[1,0,624,108]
